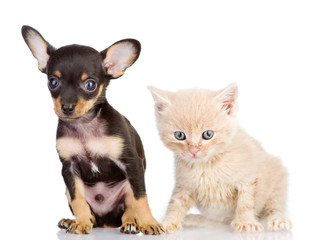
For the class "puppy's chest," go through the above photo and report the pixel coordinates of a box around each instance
[56,118,125,170]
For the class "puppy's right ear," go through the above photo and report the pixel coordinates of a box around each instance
[21,25,55,73]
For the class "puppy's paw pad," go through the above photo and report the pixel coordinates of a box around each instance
[120,223,139,234]
[268,217,291,231]
[139,223,164,235]
[231,220,263,233]
[161,222,182,234]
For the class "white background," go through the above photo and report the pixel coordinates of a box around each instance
[1,1,315,240]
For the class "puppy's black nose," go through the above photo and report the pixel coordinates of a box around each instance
[61,104,75,115]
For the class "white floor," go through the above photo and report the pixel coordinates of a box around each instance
[56,226,293,240]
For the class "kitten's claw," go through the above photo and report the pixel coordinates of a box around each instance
[161,221,182,233]
[231,220,263,233]
[267,217,291,231]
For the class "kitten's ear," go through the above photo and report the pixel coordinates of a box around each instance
[214,83,238,116]
[148,86,171,114]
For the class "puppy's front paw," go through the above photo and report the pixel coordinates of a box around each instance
[231,219,263,233]
[58,218,74,230]
[58,218,92,234]
[120,222,139,234]
[267,217,291,231]
[138,222,164,235]
[162,221,182,233]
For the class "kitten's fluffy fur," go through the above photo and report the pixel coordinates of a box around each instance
[148,83,290,233]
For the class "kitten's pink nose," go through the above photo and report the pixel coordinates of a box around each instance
[189,146,199,157]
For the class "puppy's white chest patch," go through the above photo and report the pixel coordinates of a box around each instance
[85,136,124,159]
[57,136,124,159]
[56,135,125,171]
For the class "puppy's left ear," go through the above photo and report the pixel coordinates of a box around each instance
[101,39,141,79]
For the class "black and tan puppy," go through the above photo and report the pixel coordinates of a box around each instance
[21,25,163,235]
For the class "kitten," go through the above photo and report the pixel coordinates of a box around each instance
[148,83,290,233]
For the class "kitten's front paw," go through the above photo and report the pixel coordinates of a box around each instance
[267,217,291,231]
[162,221,182,233]
[231,219,263,233]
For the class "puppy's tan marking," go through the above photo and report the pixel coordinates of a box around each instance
[52,84,104,119]
[120,184,163,235]
[76,84,104,117]
[58,190,96,230]
[56,137,84,160]
[86,136,124,159]
[54,70,62,78]
[81,72,89,81]
[67,177,94,234]
[52,96,63,117]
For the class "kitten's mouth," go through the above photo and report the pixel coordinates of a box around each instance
[191,155,201,160]
[182,152,203,160]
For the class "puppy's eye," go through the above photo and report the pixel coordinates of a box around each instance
[48,77,60,90]
[174,131,186,141]
[84,79,97,92]
[202,130,214,140]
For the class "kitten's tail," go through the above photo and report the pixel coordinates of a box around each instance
[182,214,227,228]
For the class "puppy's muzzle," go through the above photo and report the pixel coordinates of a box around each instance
[62,104,76,115]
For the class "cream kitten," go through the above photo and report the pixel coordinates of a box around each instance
[148,83,290,233]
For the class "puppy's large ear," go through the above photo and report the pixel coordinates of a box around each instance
[101,39,141,79]
[21,25,55,73]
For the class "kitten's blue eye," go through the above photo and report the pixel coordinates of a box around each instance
[84,79,97,92]
[174,131,186,141]
[202,130,214,140]
[48,77,60,90]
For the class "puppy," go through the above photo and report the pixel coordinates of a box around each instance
[21,25,163,235]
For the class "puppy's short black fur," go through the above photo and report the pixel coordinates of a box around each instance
[22,25,163,235]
